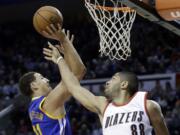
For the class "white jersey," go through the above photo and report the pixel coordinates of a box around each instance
[102,91,153,135]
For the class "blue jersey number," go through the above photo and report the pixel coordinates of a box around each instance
[32,124,42,135]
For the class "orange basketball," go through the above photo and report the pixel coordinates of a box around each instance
[33,6,63,38]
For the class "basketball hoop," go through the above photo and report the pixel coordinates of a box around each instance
[84,0,136,60]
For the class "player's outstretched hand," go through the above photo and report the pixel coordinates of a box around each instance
[42,24,74,45]
[55,29,74,54]
[42,23,66,42]
[65,29,74,43]
[43,42,62,64]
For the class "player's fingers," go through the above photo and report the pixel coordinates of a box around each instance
[43,48,52,53]
[62,29,65,34]
[43,51,52,57]
[43,48,52,55]
[58,46,64,54]
[55,45,60,51]
[46,26,53,35]
[66,30,70,38]
[47,41,53,46]
[57,23,61,30]
[70,34,74,42]
[50,24,57,32]
[55,45,60,49]
[55,45,63,51]
[44,56,52,61]
[59,45,64,50]
[42,30,50,37]
[48,42,55,49]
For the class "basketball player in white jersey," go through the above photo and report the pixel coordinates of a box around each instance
[43,32,169,135]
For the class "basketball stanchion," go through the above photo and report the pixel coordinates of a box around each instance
[0,104,15,119]
[0,94,29,119]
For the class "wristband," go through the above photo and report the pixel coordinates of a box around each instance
[56,56,63,63]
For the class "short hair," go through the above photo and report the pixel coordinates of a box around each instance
[119,72,138,95]
[18,72,36,97]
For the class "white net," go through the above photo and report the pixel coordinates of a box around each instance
[84,0,136,60]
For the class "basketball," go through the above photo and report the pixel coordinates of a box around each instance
[33,6,63,37]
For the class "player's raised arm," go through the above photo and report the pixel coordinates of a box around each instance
[43,24,86,80]
[146,100,170,135]
[41,24,86,113]
[43,44,107,115]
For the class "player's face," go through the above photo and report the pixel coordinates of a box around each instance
[33,73,52,95]
[104,73,121,99]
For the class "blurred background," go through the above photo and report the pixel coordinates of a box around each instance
[0,0,179,135]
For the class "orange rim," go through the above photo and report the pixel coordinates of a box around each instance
[94,5,135,12]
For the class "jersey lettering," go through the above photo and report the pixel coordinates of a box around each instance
[105,111,144,129]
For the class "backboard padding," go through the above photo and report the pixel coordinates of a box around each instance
[121,0,180,36]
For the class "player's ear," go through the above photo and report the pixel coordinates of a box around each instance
[30,81,38,91]
[120,81,128,89]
